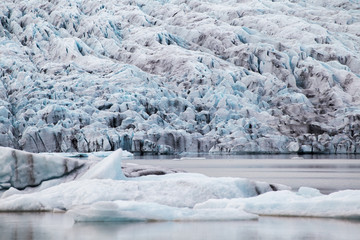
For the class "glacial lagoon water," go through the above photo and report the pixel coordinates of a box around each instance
[1,154,360,240]
[126,154,360,194]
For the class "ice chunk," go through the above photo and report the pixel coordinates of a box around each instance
[0,147,85,190]
[195,189,360,219]
[297,186,323,198]
[0,172,282,211]
[244,190,360,219]
[79,148,131,180]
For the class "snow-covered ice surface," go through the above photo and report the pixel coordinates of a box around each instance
[1,0,360,154]
[69,187,360,222]
[0,172,287,211]
[195,187,360,219]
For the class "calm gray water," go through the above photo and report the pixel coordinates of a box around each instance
[1,155,360,240]
[126,154,360,194]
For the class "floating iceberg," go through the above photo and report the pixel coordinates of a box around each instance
[0,147,86,190]
[195,187,360,219]
[69,186,360,222]
[0,147,183,198]
[0,172,286,211]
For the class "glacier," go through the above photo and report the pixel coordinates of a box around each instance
[0,0,360,154]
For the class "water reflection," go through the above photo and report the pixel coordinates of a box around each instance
[1,213,360,240]
[75,218,360,240]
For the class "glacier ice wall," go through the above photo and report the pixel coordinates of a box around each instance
[1,0,360,153]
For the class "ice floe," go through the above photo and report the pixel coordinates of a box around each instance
[194,187,360,219]
[0,172,286,211]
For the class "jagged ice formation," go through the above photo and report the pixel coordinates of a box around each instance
[0,146,85,190]
[0,0,360,153]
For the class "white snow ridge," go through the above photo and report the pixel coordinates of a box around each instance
[1,0,360,154]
